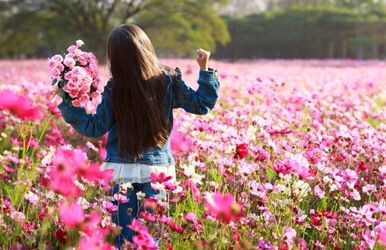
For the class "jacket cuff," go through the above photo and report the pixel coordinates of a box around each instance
[57,100,69,111]
[199,68,218,82]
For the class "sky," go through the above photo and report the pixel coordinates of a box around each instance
[220,0,266,17]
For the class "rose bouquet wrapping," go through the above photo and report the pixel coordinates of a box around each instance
[48,40,103,108]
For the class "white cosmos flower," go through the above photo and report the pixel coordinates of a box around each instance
[136,191,146,201]
[77,197,90,209]
[120,182,133,191]
[181,164,204,185]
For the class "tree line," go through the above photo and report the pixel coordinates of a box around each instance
[218,0,386,59]
[216,6,386,59]
[0,0,229,61]
[2,0,386,60]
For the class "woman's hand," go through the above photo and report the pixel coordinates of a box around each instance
[50,84,63,102]
[196,48,211,71]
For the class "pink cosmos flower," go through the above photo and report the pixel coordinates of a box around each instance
[24,191,39,205]
[362,184,377,195]
[183,212,198,223]
[132,233,157,250]
[81,211,102,236]
[283,226,297,249]
[342,169,358,189]
[273,158,293,175]
[170,123,193,155]
[204,192,243,224]
[10,211,25,222]
[102,200,118,213]
[48,147,87,198]
[150,172,173,183]
[375,221,386,246]
[99,147,107,162]
[255,147,268,161]
[0,90,42,121]
[293,166,316,182]
[234,143,248,159]
[78,230,116,250]
[182,179,201,202]
[59,202,84,228]
[140,211,156,223]
[128,219,158,249]
[113,193,128,203]
[76,163,114,184]
[52,147,88,174]
[128,218,149,233]
[219,71,229,79]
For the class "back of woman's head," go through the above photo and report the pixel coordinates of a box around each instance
[107,24,171,159]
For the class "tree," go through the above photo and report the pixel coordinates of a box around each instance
[216,6,386,59]
[264,0,386,11]
[0,0,230,61]
[137,0,230,57]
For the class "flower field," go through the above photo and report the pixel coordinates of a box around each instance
[0,59,385,249]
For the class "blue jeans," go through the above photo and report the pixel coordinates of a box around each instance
[108,182,164,249]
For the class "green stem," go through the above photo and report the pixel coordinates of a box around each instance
[30,118,52,162]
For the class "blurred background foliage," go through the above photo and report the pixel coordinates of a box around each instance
[2,0,386,60]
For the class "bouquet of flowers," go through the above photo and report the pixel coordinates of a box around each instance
[48,40,103,108]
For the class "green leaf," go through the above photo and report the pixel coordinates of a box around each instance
[266,168,276,181]
[320,197,328,209]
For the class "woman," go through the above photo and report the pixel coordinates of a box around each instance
[57,23,220,248]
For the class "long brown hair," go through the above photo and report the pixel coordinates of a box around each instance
[107,24,171,159]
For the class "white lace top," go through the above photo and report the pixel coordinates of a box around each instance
[100,162,176,184]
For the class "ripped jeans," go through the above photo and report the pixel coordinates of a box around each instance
[108,182,165,249]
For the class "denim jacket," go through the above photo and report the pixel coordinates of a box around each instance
[57,67,220,165]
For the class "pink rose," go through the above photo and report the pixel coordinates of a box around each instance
[71,76,80,84]
[51,69,61,79]
[63,57,76,68]
[71,66,85,78]
[64,71,73,81]
[94,96,102,104]
[74,49,82,57]
[72,99,81,107]
[82,85,90,93]
[77,56,88,66]
[91,79,100,88]
[65,81,77,90]
[84,75,93,85]
[48,59,57,70]
[90,92,99,98]
[68,89,79,98]
[55,63,64,72]
[67,45,78,53]
[67,52,75,58]
[52,54,63,63]
[79,95,89,103]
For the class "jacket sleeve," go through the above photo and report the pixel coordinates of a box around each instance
[57,80,114,138]
[173,67,220,115]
